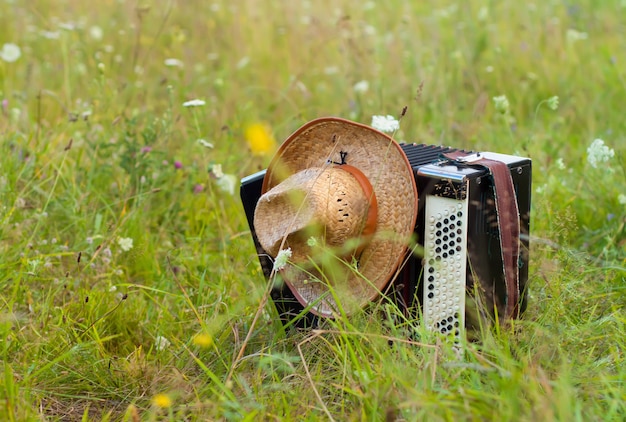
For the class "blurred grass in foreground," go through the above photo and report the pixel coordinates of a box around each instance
[0,0,624,420]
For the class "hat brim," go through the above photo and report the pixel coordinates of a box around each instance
[259,117,418,317]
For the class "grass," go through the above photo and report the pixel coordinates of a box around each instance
[1,0,625,420]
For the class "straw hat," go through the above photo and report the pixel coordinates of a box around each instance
[253,117,418,317]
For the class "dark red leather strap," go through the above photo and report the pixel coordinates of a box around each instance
[444,152,521,321]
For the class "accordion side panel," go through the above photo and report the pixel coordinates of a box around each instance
[513,162,532,315]
[422,193,469,342]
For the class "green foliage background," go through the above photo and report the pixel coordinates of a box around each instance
[0,0,624,420]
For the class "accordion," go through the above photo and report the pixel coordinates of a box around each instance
[240,141,531,341]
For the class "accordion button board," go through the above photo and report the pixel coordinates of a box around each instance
[423,192,468,343]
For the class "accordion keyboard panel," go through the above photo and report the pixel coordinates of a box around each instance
[422,193,468,343]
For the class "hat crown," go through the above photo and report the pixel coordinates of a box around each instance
[254,165,377,261]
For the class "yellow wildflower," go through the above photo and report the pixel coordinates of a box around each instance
[151,393,172,409]
[193,332,213,348]
[245,122,276,156]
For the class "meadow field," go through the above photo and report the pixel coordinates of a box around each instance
[1,0,625,420]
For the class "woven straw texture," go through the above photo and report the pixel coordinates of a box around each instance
[255,167,374,261]
[257,117,418,317]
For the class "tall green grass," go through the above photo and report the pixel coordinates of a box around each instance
[0,0,624,420]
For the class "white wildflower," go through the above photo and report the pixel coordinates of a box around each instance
[40,30,60,40]
[492,95,510,114]
[58,22,76,31]
[566,29,588,43]
[210,164,224,179]
[154,335,171,351]
[164,58,184,67]
[371,115,400,133]
[273,248,292,271]
[587,138,614,168]
[307,236,319,247]
[117,237,134,252]
[236,56,250,69]
[0,43,21,63]
[182,99,206,107]
[197,139,214,148]
[216,174,237,196]
[9,107,20,124]
[27,259,41,273]
[618,194,626,206]
[477,6,489,21]
[89,25,103,41]
[434,4,458,18]
[555,158,566,170]
[363,25,376,36]
[353,80,369,93]
[547,96,559,110]
[363,1,375,10]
